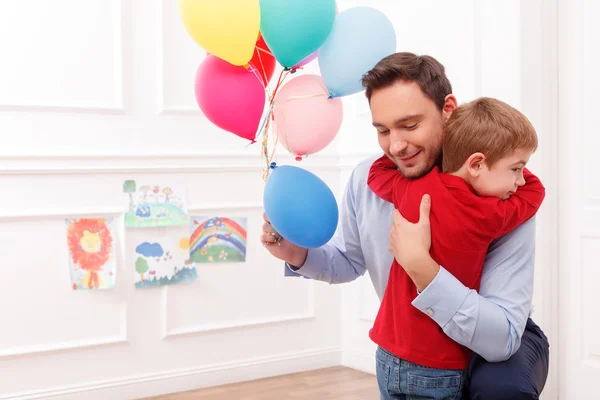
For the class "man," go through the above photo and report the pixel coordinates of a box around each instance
[262,52,549,399]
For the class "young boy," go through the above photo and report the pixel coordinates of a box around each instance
[367,97,545,394]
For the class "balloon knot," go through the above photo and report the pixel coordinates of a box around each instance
[269,162,277,169]
[327,93,334,100]
[290,67,298,74]
[295,156,303,162]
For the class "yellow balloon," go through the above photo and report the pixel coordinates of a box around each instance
[179,0,260,66]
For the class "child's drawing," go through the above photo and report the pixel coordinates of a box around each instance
[133,228,197,288]
[123,180,189,228]
[66,218,116,290]
[189,216,247,263]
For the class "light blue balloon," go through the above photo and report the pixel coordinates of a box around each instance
[259,0,337,68]
[318,7,397,97]
[263,164,338,249]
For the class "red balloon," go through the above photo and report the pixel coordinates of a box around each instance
[204,34,276,86]
[251,34,276,86]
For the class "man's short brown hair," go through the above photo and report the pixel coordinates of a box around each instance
[442,97,538,173]
[361,52,452,110]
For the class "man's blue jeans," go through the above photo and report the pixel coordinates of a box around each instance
[376,346,465,400]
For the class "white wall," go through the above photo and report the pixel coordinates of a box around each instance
[0,1,342,399]
[0,1,559,399]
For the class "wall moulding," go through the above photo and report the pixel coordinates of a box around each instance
[161,281,316,339]
[0,153,341,175]
[0,304,128,359]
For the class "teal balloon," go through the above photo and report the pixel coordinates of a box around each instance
[318,7,397,97]
[259,0,336,68]
[263,164,338,249]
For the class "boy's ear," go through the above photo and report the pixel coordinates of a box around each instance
[466,153,486,177]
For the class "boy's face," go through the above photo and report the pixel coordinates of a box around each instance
[370,80,456,179]
[473,148,532,199]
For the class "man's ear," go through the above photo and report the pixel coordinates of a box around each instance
[442,94,458,122]
[466,152,486,177]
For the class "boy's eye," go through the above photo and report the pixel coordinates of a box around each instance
[512,167,523,172]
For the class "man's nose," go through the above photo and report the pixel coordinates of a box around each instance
[389,135,409,155]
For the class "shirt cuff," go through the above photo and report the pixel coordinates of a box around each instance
[284,263,303,277]
[411,266,471,328]
[284,248,324,280]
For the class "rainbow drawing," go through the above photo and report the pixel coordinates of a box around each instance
[189,216,247,263]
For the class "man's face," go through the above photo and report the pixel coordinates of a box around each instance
[370,80,454,179]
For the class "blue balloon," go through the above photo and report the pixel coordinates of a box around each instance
[259,0,337,68]
[263,165,338,248]
[318,7,397,97]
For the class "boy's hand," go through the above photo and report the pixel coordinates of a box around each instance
[389,194,439,291]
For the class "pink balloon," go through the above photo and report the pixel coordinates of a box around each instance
[194,55,265,142]
[272,74,343,156]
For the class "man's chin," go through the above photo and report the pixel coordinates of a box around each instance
[397,164,429,180]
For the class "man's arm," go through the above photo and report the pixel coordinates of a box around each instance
[287,168,367,283]
[411,216,536,361]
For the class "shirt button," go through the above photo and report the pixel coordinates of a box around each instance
[426,308,435,316]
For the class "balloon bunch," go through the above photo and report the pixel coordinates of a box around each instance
[180,0,396,248]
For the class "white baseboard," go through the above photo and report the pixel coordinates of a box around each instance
[3,347,341,400]
[341,348,376,375]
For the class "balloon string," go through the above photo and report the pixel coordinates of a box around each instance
[260,114,280,182]
[256,68,291,181]
[245,59,312,181]
[285,92,328,101]
[255,49,269,91]
[245,63,266,89]
[255,45,274,58]
[278,105,294,158]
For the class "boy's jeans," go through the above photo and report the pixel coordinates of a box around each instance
[376,346,465,400]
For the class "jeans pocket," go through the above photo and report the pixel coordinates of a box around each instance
[407,371,464,400]
[376,350,391,397]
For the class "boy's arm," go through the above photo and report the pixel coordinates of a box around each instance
[367,155,406,203]
[495,168,545,236]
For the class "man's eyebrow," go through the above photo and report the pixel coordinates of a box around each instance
[394,114,423,125]
[372,114,424,128]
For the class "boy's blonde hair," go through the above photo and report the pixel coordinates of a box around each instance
[442,97,538,173]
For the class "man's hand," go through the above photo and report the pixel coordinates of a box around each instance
[261,212,308,267]
[389,194,439,292]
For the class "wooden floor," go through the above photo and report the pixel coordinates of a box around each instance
[142,367,378,400]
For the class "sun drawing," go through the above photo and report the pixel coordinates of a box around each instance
[67,219,113,289]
